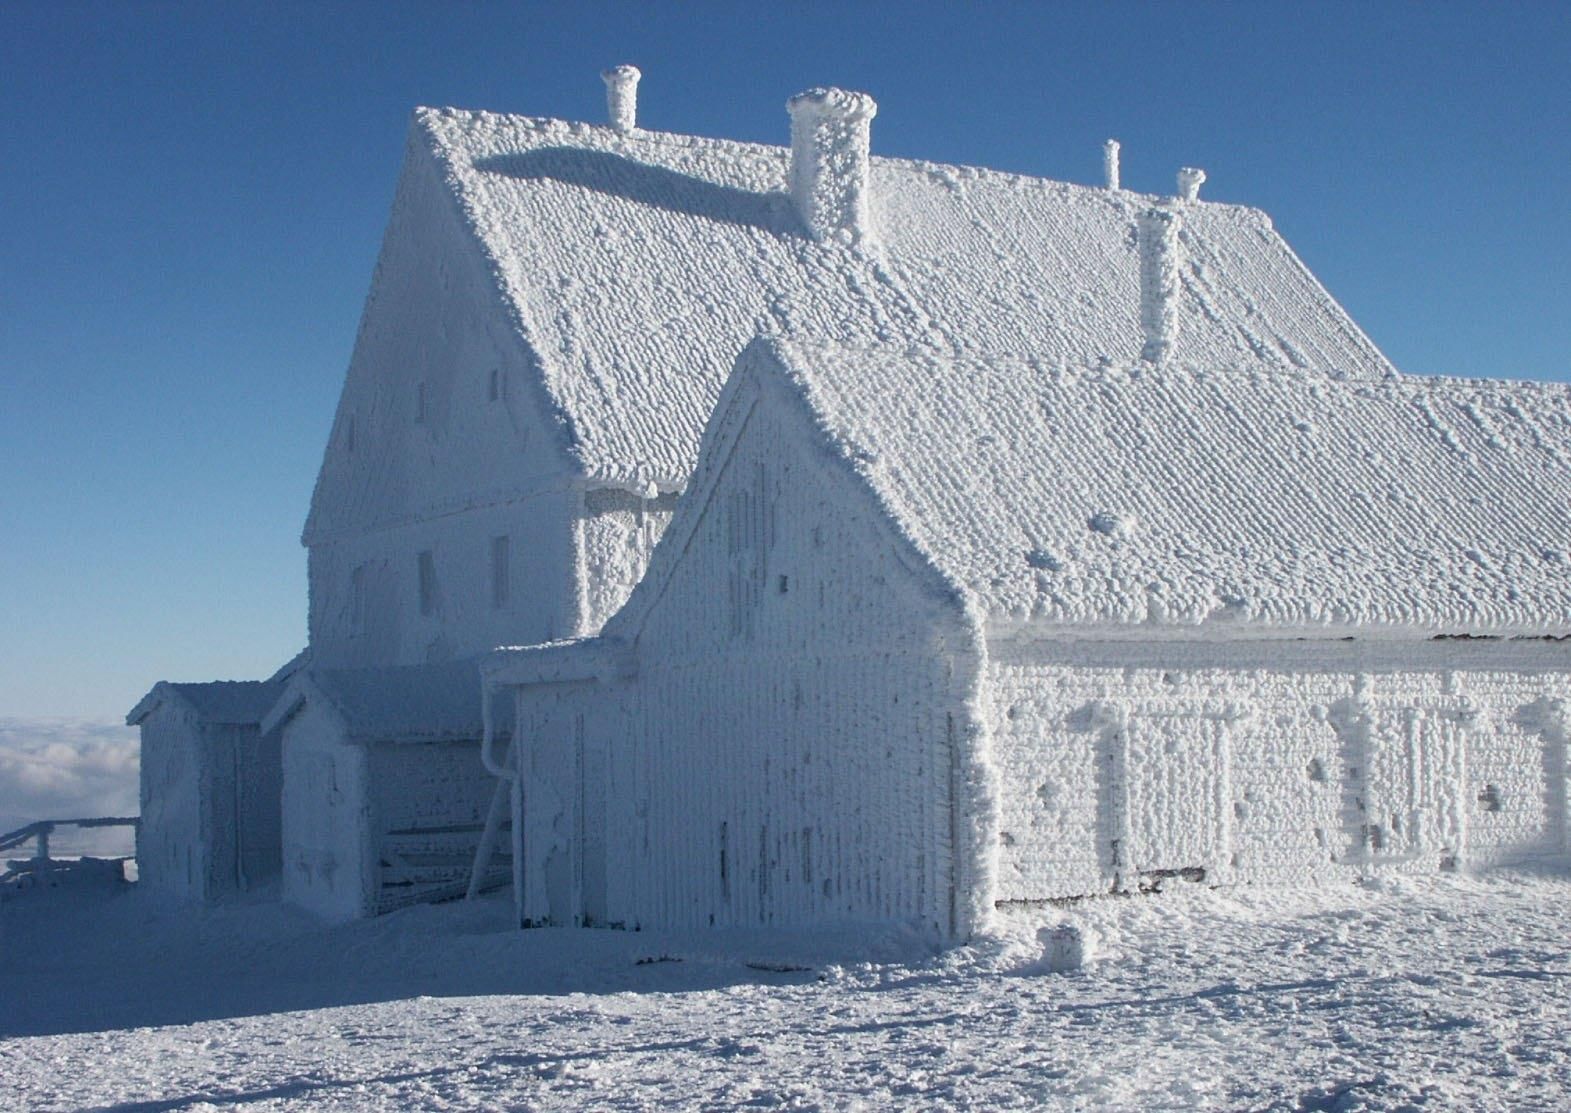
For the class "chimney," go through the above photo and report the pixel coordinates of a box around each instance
[1103,139,1121,190]
[1139,207,1181,364]
[787,87,878,243]
[1177,166,1206,202]
[602,64,641,132]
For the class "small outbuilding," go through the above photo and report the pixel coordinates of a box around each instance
[485,336,1571,939]
[128,665,298,902]
[262,660,506,921]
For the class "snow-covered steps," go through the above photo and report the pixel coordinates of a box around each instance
[376,826,509,914]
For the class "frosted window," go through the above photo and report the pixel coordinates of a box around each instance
[491,535,511,609]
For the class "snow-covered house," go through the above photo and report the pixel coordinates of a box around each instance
[246,70,1403,921]
[485,335,1571,938]
[137,67,1556,929]
[128,666,296,902]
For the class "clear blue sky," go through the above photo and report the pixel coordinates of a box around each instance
[2,1,1568,720]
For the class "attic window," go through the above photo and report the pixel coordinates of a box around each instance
[417,550,437,616]
[491,535,511,609]
[415,382,428,424]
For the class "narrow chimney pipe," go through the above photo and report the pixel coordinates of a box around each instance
[1177,166,1206,202]
[787,87,878,243]
[602,65,641,132]
[1104,139,1121,190]
[1139,207,1181,364]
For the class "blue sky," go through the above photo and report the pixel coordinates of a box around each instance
[1,1,1568,720]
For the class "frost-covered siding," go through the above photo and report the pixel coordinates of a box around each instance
[281,700,374,922]
[309,493,579,668]
[418,106,1394,488]
[574,488,679,637]
[986,640,1571,903]
[588,383,977,935]
[133,688,283,903]
[273,661,498,919]
[304,124,585,667]
[136,707,205,900]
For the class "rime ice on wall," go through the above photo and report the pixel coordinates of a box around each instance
[500,371,983,936]
[787,87,878,244]
[273,660,497,919]
[1139,207,1181,363]
[302,123,587,669]
[1103,139,1120,191]
[129,680,285,902]
[986,641,1571,902]
[489,335,1571,939]
[575,489,679,636]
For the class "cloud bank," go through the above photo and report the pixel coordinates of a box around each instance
[0,718,139,856]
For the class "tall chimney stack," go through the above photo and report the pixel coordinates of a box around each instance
[787,87,878,243]
[1103,139,1121,190]
[602,65,641,132]
[1139,207,1181,364]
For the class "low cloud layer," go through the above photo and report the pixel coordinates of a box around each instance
[0,718,139,856]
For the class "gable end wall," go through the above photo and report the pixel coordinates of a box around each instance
[597,381,980,936]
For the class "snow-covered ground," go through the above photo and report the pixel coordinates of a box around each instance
[5,870,1571,1110]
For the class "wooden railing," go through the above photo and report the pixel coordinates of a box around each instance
[0,817,139,862]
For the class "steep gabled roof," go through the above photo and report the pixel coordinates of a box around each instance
[742,337,1571,635]
[413,106,1394,489]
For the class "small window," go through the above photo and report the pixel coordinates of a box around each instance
[415,381,427,424]
[488,368,502,402]
[417,550,437,616]
[350,563,368,633]
[491,535,511,609]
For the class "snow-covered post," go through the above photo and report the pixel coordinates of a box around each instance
[1139,207,1181,364]
[1103,139,1121,190]
[1177,166,1206,202]
[787,86,878,243]
[602,64,641,132]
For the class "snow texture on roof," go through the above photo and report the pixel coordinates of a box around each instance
[292,660,488,743]
[415,106,1394,487]
[750,337,1571,634]
[128,679,288,727]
